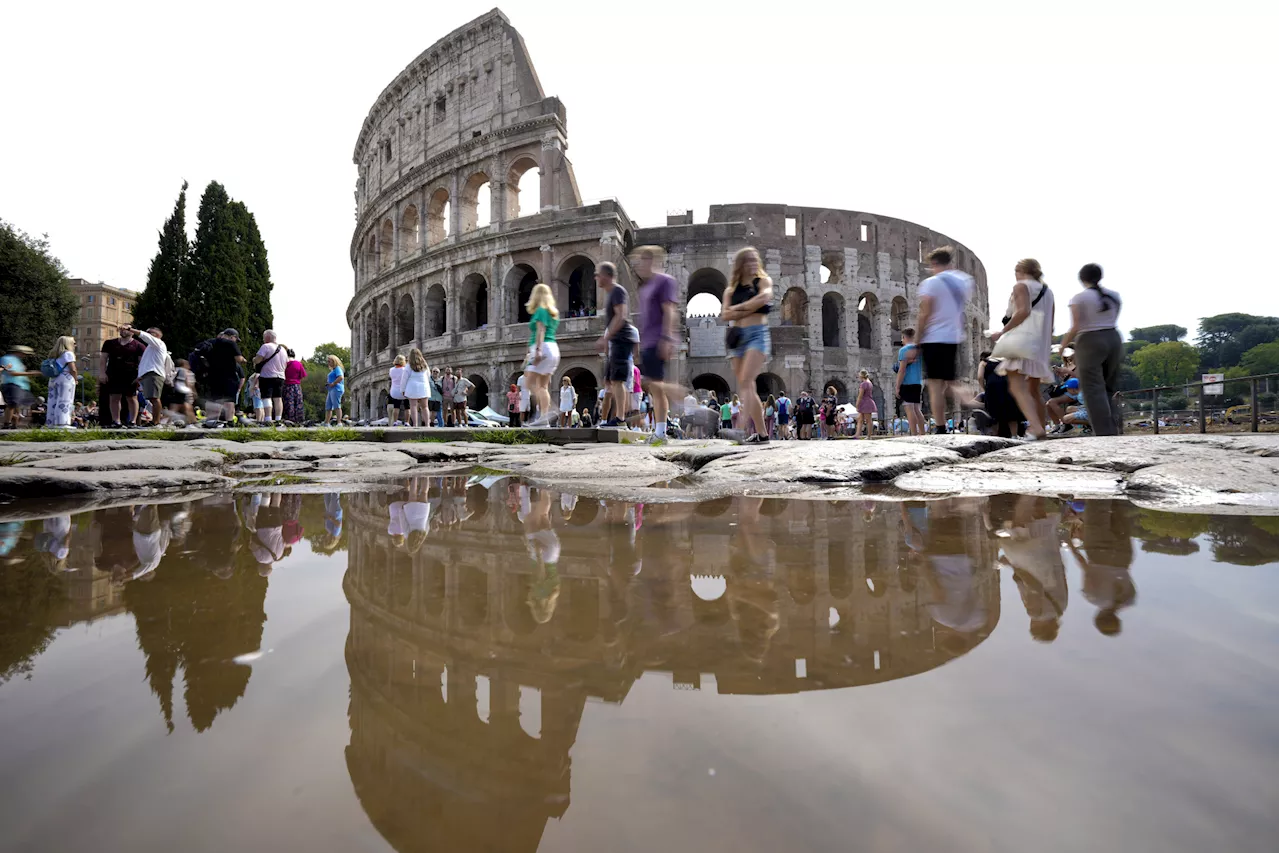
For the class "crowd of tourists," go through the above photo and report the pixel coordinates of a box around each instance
[1,245,1122,440]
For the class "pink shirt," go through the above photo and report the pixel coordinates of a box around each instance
[284,360,307,385]
[632,365,642,393]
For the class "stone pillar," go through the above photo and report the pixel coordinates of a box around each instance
[540,136,560,212]
[490,255,502,335]
[415,279,424,346]
[443,265,457,337]
[490,178,507,230]
[448,172,462,239]
[419,186,429,249]
[540,244,555,299]
[392,206,400,268]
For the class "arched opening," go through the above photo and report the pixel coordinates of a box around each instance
[459,273,488,331]
[400,205,419,257]
[891,296,909,334]
[504,574,537,635]
[461,172,491,232]
[781,287,808,326]
[421,559,446,619]
[508,156,540,219]
[379,219,395,270]
[788,564,816,605]
[506,264,539,324]
[828,540,852,599]
[465,374,489,411]
[756,372,786,400]
[822,292,845,347]
[376,303,391,352]
[391,556,413,608]
[363,315,374,358]
[427,188,450,245]
[459,567,488,626]
[819,264,832,284]
[424,284,446,338]
[858,293,879,351]
[824,377,850,404]
[691,372,731,402]
[562,366,597,415]
[365,233,378,279]
[395,293,414,347]
[685,293,721,319]
[688,268,727,302]
[559,256,596,317]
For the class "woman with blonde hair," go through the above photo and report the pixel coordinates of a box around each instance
[523,282,561,427]
[403,348,431,427]
[387,353,408,426]
[324,354,345,425]
[990,258,1055,439]
[720,246,773,443]
[45,335,78,428]
[854,369,877,439]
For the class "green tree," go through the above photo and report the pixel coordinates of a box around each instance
[307,342,350,369]
[132,181,189,340]
[0,220,77,355]
[1128,325,1186,344]
[230,201,273,337]
[1195,313,1278,369]
[1239,341,1278,377]
[1131,340,1199,388]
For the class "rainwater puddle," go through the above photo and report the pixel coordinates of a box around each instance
[0,480,1275,852]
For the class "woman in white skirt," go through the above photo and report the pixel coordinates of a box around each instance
[523,283,561,427]
[558,375,577,426]
[45,336,78,428]
[989,259,1054,439]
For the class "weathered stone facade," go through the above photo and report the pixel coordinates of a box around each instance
[347,10,988,418]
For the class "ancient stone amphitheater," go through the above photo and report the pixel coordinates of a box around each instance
[346,8,990,419]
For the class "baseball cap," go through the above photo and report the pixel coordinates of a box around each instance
[1065,378,1079,390]
[221,328,240,338]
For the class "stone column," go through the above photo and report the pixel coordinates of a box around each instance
[419,186,429,249]
[539,136,559,212]
[490,177,507,230]
[540,244,555,300]
[415,279,424,347]
[392,206,400,268]
[443,265,457,337]
[448,172,462,239]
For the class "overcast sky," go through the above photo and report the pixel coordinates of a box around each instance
[3,0,1275,356]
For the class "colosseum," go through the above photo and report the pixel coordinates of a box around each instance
[346,9,990,420]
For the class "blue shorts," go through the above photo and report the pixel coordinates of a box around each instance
[728,323,771,361]
[326,387,344,409]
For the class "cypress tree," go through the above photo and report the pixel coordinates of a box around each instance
[185,181,249,352]
[133,181,189,342]
[230,201,274,336]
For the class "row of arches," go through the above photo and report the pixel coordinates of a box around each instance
[359,156,542,280]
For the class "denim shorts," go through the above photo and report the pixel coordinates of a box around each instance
[728,323,771,361]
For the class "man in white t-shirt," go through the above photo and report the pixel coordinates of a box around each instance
[254,330,289,424]
[915,247,977,434]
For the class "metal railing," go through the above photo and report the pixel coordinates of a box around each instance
[1115,372,1277,434]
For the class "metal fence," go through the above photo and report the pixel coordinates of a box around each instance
[1116,372,1278,434]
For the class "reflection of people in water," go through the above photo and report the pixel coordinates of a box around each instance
[36,513,72,573]
[316,492,343,554]
[132,504,173,581]
[988,494,1069,642]
[521,487,560,624]
[727,497,780,664]
[0,519,22,560]
[1067,500,1136,636]
[248,494,287,575]
[386,498,408,549]
[404,478,431,554]
[921,500,986,635]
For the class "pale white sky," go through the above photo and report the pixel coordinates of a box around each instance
[3,0,1275,356]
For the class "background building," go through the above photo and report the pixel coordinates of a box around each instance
[346,9,988,421]
[65,277,138,377]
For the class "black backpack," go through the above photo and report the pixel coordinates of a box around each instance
[188,339,215,383]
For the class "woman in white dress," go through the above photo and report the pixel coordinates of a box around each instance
[557,376,577,427]
[990,258,1054,439]
[45,336,78,428]
[402,349,431,427]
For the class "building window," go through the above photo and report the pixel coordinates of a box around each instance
[784,217,797,237]
[72,327,78,336]
[860,223,870,242]
[109,297,116,306]
[86,294,95,304]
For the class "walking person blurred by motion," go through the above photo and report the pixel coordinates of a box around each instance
[594,260,636,427]
[895,327,926,436]
[523,282,562,427]
[283,349,306,423]
[989,259,1054,439]
[403,349,431,427]
[324,354,345,425]
[44,336,78,428]
[854,370,877,439]
[916,247,978,433]
[1,345,38,429]
[201,329,246,424]
[633,245,685,442]
[1060,263,1124,436]
[720,246,773,443]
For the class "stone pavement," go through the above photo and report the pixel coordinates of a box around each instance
[0,434,1275,517]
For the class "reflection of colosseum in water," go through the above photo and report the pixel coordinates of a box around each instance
[342,482,998,851]
[345,9,990,418]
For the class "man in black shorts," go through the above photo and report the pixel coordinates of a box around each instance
[632,246,684,442]
[100,327,146,427]
[206,329,246,423]
[594,261,636,427]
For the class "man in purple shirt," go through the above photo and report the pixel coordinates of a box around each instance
[632,245,682,440]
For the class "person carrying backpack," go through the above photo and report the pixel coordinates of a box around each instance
[795,389,816,440]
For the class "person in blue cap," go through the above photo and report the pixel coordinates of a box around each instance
[1048,377,1084,434]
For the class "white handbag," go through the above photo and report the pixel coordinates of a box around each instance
[991,283,1048,361]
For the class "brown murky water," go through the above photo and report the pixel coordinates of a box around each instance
[0,480,1276,853]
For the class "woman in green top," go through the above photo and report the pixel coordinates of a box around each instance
[523,282,561,427]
